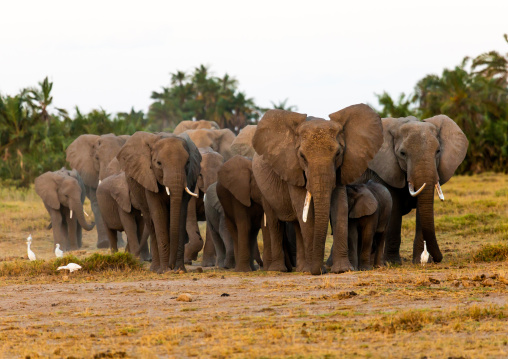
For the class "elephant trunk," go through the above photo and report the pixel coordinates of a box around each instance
[71,199,95,231]
[416,184,442,262]
[310,186,332,275]
[166,174,185,270]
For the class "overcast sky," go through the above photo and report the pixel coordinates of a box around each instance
[1,0,507,118]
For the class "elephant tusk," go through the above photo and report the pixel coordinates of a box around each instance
[435,182,445,201]
[84,210,89,217]
[203,194,207,203]
[185,187,199,198]
[98,180,101,186]
[408,182,426,197]
[302,191,312,223]
[166,187,170,196]
[70,210,73,219]
[264,213,266,226]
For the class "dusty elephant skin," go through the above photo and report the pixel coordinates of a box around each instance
[230,125,257,158]
[66,134,128,249]
[173,119,220,134]
[364,115,469,265]
[216,156,264,272]
[252,104,383,275]
[35,168,95,251]
[184,128,236,162]
[117,132,201,273]
[184,148,224,267]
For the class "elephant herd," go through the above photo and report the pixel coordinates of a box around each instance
[35,104,468,275]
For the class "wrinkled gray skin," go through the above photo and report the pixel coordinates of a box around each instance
[35,168,95,251]
[66,134,128,248]
[204,182,235,268]
[185,128,236,162]
[173,120,220,135]
[184,148,224,266]
[252,105,383,275]
[361,115,468,264]
[230,125,257,158]
[96,172,148,259]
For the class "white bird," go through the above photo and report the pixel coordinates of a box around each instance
[55,244,63,258]
[26,241,36,261]
[420,240,430,266]
[27,234,32,243]
[57,263,82,273]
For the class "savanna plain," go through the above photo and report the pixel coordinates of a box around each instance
[0,173,507,358]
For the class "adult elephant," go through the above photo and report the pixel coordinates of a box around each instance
[117,132,201,273]
[363,115,468,264]
[185,128,236,161]
[230,125,257,158]
[35,168,95,251]
[184,148,224,266]
[173,120,220,134]
[252,105,383,275]
[66,134,128,248]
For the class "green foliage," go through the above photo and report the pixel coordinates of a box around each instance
[472,243,508,262]
[376,34,508,174]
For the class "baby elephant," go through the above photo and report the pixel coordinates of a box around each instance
[347,181,392,270]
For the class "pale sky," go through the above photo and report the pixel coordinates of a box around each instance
[1,0,507,119]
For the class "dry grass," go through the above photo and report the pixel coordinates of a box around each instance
[0,173,507,358]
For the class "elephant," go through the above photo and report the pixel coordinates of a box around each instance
[361,115,468,264]
[185,128,236,161]
[216,155,264,272]
[173,120,220,135]
[66,134,128,248]
[252,104,383,275]
[204,182,235,268]
[35,168,95,251]
[184,147,224,266]
[116,132,201,273]
[344,181,392,270]
[96,172,147,258]
[230,125,257,158]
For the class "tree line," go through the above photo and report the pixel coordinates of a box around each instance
[1,36,507,187]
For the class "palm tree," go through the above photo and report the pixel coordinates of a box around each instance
[25,77,69,126]
[270,98,298,111]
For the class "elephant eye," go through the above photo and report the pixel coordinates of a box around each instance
[436,149,441,155]
[157,161,162,166]
[300,152,307,164]
[400,150,406,157]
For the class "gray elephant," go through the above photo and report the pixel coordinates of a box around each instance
[96,172,146,257]
[185,128,236,162]
[66,134,128,248]
[204,182,235,268]
[184,147,224,266]
[252,105,383,275]
[35,168,95,251]
[363,115,468,264]
[230,125,257,158]
[173,120,220,134]
[345,181,392,270]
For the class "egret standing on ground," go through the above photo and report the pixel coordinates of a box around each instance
[420,240,430,266]
[57,263,82,273]
[55,244,63,258]
[26,241,36,261]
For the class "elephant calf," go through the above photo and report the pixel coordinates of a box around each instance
[346,181,392,270]
[35,168,95,251]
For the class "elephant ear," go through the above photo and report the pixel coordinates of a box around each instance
[348,185,378,219]
[66,134,100,187]
[35,172,61,210]
[218,156,253,207]
[329,104,383,185]
[367,117,412,188]
[116,131,159,192]
[179,133,202,191]
[424,115,469,185]
[108,173,132,213]
[252,109,307,186]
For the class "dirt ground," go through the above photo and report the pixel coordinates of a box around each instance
[1,173,507,358]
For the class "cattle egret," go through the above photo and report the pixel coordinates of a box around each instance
[55,244,63,258]
[27,234,32,243]
[420,241,430,266]
[26,241,36,261]
[57,263,82,273]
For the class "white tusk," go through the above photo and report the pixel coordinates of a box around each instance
[84,210,89,217]
[166,187,170,196]
[185,187,199,198]
[203,194,207,203]
[98,180,101,186]
[264,213,266,226]
[302,191,312,223]
[435,182,444,201]
[408,182,426,197]
[70,210,73,219]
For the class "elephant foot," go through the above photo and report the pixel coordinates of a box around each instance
[224,258,235,269]
[201,257,216,267]
[157,266,171,274]
[330,258,354,274]
[184,259,193,265]
[359,264,373,271]
[385,253,402,265]
[235,265,252,272]
[268,261,287,272]
[96,239,110,249]
[325,255,333,267]
[174,266,187,273]
[296,264,311,273]
[150,263,160,273]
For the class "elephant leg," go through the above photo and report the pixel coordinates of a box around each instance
[201,226,217,267]
[220,215,235,269]
[138,219,151,261]
[260,222,271,270]
[88,188,110,248]
[253,232,263,268]
[359,222,375,271]
[209,220,225,268]
[325,244,334,267]
[224,212,239,267]
[293,221,308,272]
[107,228,119,253]
[146,193,169,273]
[48,207,66,252]
[330,184,354,273]
[184,197,204,264]
[372,232,385,267]
[77,223,83,248]
[384,190,403,265]
[120,210,140,257]
[64,208,79,251]
[235,212,253,272]
[263,204,286,272]
[348,225,359,271]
